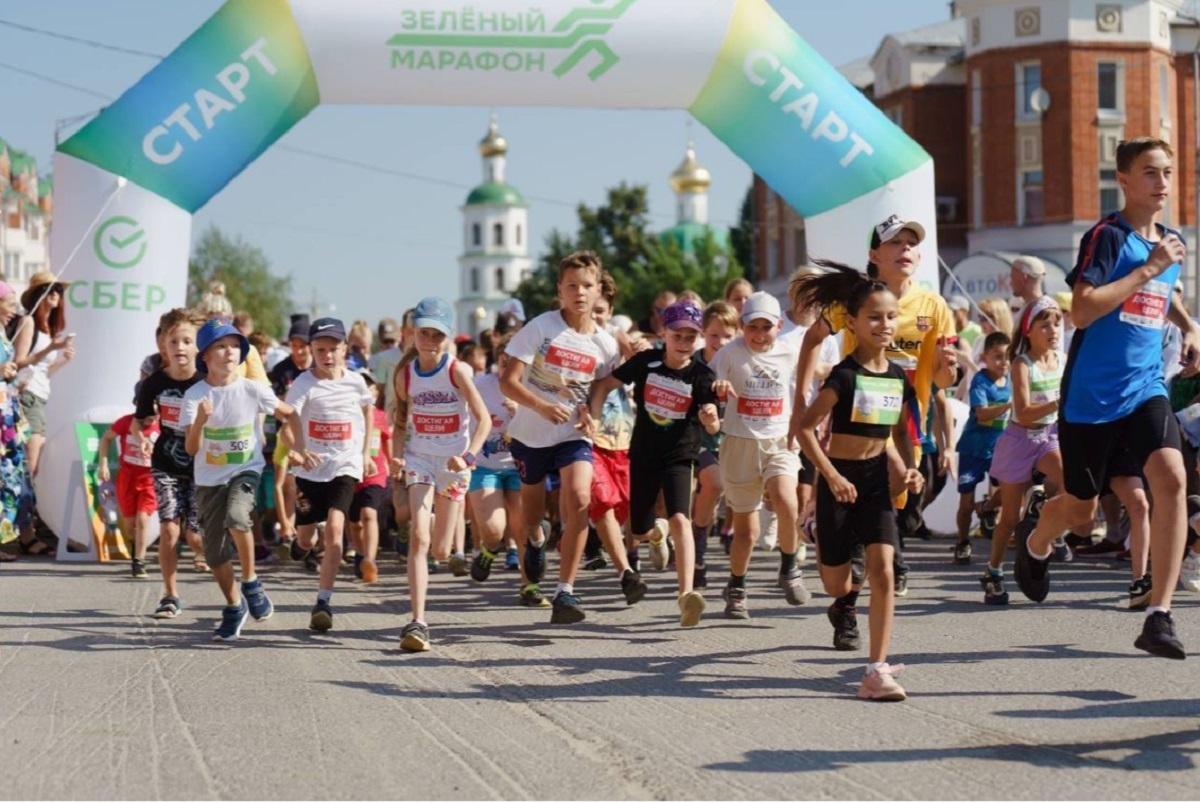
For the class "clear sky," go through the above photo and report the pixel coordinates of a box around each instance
[1,0,954,327]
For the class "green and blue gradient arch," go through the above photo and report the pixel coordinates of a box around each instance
[59,0,932,225]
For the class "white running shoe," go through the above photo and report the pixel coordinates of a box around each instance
[648,518,670,571]
[1180,550,1200,593]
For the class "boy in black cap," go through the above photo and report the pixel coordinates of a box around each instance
[283,318,376,632]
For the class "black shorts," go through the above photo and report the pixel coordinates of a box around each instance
[629,458,694,536]
[816,453,899,566]
[798,454,817,486]
[349,484,388,521]
[1060,396,1180,501]
[295,475,357,526]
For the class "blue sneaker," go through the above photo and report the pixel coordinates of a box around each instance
[213,598,248,641]
[505,547,519,571]
[523,539,546,584]
[242,578,273,621]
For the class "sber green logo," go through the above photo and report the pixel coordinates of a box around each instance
[386,0,636,81]
[94,215,147,269]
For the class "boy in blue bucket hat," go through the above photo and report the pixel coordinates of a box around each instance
[182,319,299,641]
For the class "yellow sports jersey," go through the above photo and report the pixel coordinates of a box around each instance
[824,287,954,421]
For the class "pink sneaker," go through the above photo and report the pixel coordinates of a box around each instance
[857,663,907,702]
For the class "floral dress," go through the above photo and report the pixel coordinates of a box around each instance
[0,330,34,542]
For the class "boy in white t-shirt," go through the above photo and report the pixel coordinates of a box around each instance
[501,251,620,624]
[710,292,807,619]
[183,320,296,642]
[283,318,375,634]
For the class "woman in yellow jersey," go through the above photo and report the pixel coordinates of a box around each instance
[790,215,958,595]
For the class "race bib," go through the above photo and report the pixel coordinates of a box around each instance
[851,375,903,426]
[413,413,461,435]
[159,398,183,430]
[736,392,784,419]
[1120,279,1169,329]
[369,429,382,457]
[122,433,153,468]
[203,423,255,466]
[1030,375,1060,405]
[308,418,352,442]
[644,373,692,422]
[544,343,598,383]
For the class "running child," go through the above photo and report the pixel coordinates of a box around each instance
[348,371,392,585]
[283,318,375,633]
[793,262,923,701]
[97,413,159,578]
[951,331,1010,567]
[1017,137,1199,659]
[133,308,206,618]
[183,319,295,641]
[393,297,491,651]
[710,291,809,619]
[590,299,719,626]
[986,297,1063,605]
[501,251,621,624]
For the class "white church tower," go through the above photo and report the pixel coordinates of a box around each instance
[456,117,532,337]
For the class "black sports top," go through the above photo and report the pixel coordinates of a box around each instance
[821,356,916,439]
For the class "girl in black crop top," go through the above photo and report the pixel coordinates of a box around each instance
[791,259,924,702]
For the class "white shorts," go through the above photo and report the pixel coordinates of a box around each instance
[404,451,470,502]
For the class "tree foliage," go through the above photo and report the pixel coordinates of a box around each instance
[187,225,294,338]
[514,183,741,320]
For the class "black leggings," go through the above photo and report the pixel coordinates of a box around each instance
[630,459,694,535]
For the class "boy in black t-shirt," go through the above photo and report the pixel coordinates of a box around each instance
[132,308,206,619]
[588,300,720,627]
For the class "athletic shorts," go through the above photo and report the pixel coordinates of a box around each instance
[1060,396,1180,500]
[630,457,694,535]
[956,452,996,494]
[195,472,258,567]
[719,435,801,514]
[18,391,46,436]
[295,475,357,526]
[816,453,898,566]
[798,453,817,486]
[696,449,719,476]
[469,466,522,493]
[404,451,470,502]
[510,439,592,487]
[116,468,156,518]
[989,423,1058,485]
[349,483,388,521]
[589,446,630,525]
[152,470,199,533]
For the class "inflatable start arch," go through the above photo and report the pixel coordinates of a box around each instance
[42,0,937,542]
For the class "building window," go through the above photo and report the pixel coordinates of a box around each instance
[936,196,959,223]
[1016,62,1041,120]
[1098,61,1122,113]
[516,224,522,246]
[1020,169,1044,224]
[1099,169,1121,213]
[495,267,505,292]
[792,228,807,267]
[471,267,480,294]
[472,223,481,247]
[493,223,504,246]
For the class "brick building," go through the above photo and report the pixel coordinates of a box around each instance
[753,0,1200,305]
[0,137,52,300]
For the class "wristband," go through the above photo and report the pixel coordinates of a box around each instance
[461,451,477,468]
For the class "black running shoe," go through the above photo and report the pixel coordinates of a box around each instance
[309,599,333,632]
[827,602,860,651]
[620,569,647,605]
[290,539,308,562]
[693,564,708,589]
[131,558,148,578]
[953,540,972,565]
[583,555,608,571]
[550,590,585,624]
[353,553,364,580]
[303,549,320,573]
[979,508,997,541]
[1134,610,1186,660]
[1014,521,1051,602]
[471,549,495,582]
[1128,576,1153,610]
[523,539,546,584]
[400,620,431,652]
[980,572,1009,605]
[893,571,909,598]
[1050,537,1074,564]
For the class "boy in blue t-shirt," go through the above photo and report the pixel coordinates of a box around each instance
[953,331,1011,569]
[1015,137,1200,660]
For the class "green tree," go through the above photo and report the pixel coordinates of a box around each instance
[729,183,756,279]
[515,183,740,319]
[187,225,294,337]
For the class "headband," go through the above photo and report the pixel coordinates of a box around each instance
[1019,295,1059,341]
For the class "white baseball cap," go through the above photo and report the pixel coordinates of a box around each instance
[741,291,782,325]
[871,214,926,247]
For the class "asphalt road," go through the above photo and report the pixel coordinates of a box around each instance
[2,536,1199,800]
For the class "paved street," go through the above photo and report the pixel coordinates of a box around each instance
[3,537,1199,800]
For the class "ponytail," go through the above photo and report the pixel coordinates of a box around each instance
[791,259,890,318]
